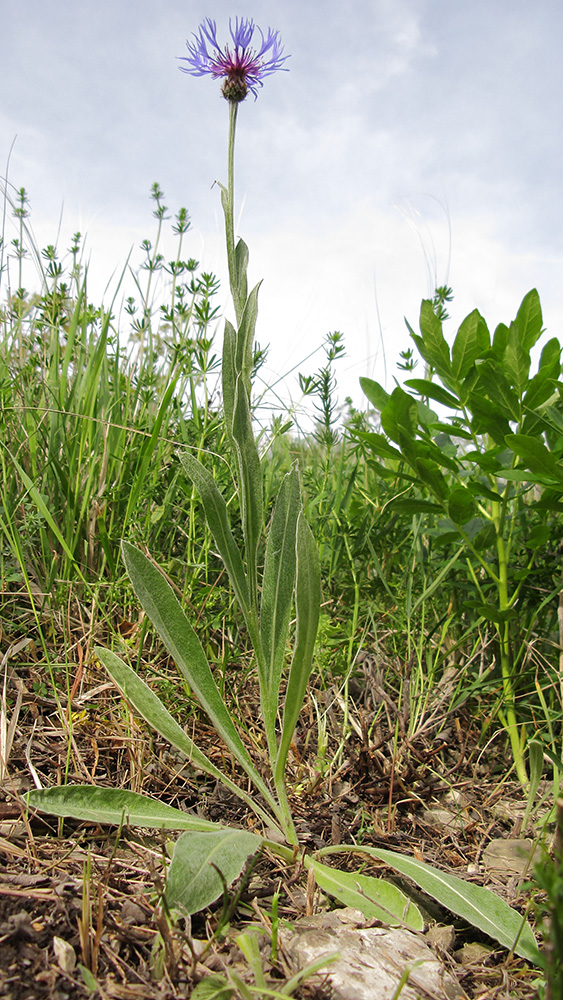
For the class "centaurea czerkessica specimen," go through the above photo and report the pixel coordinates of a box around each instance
[25,22,540,966]
[179,16,289,101]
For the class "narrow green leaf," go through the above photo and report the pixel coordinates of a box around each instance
[463,600,517,624]
[523,374,559,413]
[492,321,510,359]
[234,238,249,310]
[7,451,86,582]
[121,542,276,812]
[354,431,403,462]
[451,309,489,381]
[410,544,466,615]
[429,421,473,440]
[368,848,539,963]
[359,377,390,412]
[468,394,512,445]
[414,458,449,501]
[507,434,563,485]
[415,300,451,378]
[221,320,237,435]
[179,451,251,618]
[465,481,504,502]
[232,377,263,606]
[380,387,418,453]
[390,498,442,514]
[516,288,543,350]
[504,322,531,399]
[235,282,261,396]
[95,647,277,828]
[124,377,179,526]
[404,379,461,409]
[166,829,262,915]
[26,786,221,831]
[276,515,320,784]
[312,859,423,930]
[260,467,301,741]
[474,359,520,421]
[462,449,504,474]
[413,437,459,473]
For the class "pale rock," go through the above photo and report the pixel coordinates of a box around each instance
[279,908,465,1000]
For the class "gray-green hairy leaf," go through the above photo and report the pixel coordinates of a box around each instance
[260,466,301,742]
[166,829,263,915]
[370,848,539,962]
[120,542,275,811]
[26,786,220,831]
[312,859,423,930]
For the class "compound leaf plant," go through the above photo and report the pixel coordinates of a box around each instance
[26,18,539,965]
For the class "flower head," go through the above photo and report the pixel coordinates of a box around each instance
[179,17,289,101]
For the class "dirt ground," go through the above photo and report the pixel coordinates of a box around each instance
[0,649,548,999]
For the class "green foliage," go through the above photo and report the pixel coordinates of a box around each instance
[0,184,224,601]
[368,847,539,962]
[358,288,563,786]
[311,859,423,929]
[533,827,563,999]
[20,99,540,966]
[166,829,263,914]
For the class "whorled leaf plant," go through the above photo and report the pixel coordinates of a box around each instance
[26,19,539,963]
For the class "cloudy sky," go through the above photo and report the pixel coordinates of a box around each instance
[2,0,562,420]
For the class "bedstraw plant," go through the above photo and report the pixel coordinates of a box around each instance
[27,18,539,965]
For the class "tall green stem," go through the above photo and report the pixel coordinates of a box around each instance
[225,101,245,326]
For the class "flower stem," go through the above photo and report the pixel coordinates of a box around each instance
[225,100,244,325]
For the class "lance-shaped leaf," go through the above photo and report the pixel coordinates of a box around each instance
[412,300,451,380]
[121,542,277,815]
[516,287,543,351]
[359,377,390,412]
[507,433,563,485]
[260,466,301,746]
[353,431,403,462]
[221,320,237,435]
[311,859,423,930]
[234,238,249,310]
[451,309,489,381]
[276,514,321,785]
[95,647,279,830]
[468,394,512,445]
[390,498,442,515]
[404,379,461,409]
[179,451,251,622]
[235,282,261,398]
[368,848,539,963]
[232,377,263,609]
[380,387,418,456]
[504,322,531,399]
[166,829,263,915]
[26,786,222,831]
[414,457,449,501]
[474,359,520,421]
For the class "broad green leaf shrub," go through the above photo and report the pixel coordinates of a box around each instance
[358,289,563,786]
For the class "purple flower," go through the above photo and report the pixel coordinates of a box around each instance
[179,18,289,101]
